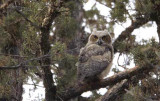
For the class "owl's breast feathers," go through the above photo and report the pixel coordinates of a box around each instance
[79,44,112,63]
[77,44,113,82]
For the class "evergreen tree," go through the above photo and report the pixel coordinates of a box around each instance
[0,0,159,101]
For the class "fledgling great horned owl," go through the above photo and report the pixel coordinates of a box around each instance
[77,29,114,82]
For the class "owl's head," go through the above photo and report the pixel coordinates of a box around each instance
[87,29,112,46]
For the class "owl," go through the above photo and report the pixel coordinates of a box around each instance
[77,29,114,82]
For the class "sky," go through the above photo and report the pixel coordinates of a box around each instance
[23,0,159,100]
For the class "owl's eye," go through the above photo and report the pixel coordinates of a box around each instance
[93,35,98,39]
[91,35,98,42]
[102,35,111,43]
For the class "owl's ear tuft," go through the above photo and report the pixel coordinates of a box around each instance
[104,29,114,38]
[92,28,97,33]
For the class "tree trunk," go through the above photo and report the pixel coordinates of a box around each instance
[40,2,61,100]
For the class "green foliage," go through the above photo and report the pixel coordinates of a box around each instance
[85,9,99,18]
[0,1,46,99]
[65,1,78,13]
[0,81,11,98]
[114,35,136,53]
[135,0,153,15]
[22,29,40,57]
[123,75,160,101]
[123,86,143,101]
[0,70,15,98]
[55,15,78,42]
[0,0,160,100]
[51,42,77,92]
[131,38,160,66]
[23,1,47,25]
[110,0,129,22]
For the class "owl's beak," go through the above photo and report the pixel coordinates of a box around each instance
[97,40,103,45]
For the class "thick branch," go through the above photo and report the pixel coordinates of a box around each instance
[113,17,149,53]
[96,72,146,101]
[96,79,128,101]
[40,2,61,54]
[40,1,62,101]
[60,63,154,100]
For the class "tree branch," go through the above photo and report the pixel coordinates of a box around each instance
[39,1,63,101]
[113,17,149,53]
[0,53,27,58]
[96,79,128,101]
[0,54,49,70]
[60,63,154,100]
[96,71,146,101]
[14,8,41,30]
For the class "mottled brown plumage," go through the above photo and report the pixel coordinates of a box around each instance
[77,30,114,82]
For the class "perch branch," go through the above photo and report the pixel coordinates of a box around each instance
[60,63,154,100]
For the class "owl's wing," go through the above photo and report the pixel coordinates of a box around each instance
[77,45,112,82]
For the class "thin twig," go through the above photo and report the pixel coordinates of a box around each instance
[14,8,41,30]
[0,53,28,58]
[0,54,50,69]
[24,83,44,88]
[117,53,127,69]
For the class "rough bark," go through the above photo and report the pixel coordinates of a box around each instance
[40,2,62,101]
[96,79,128,101]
